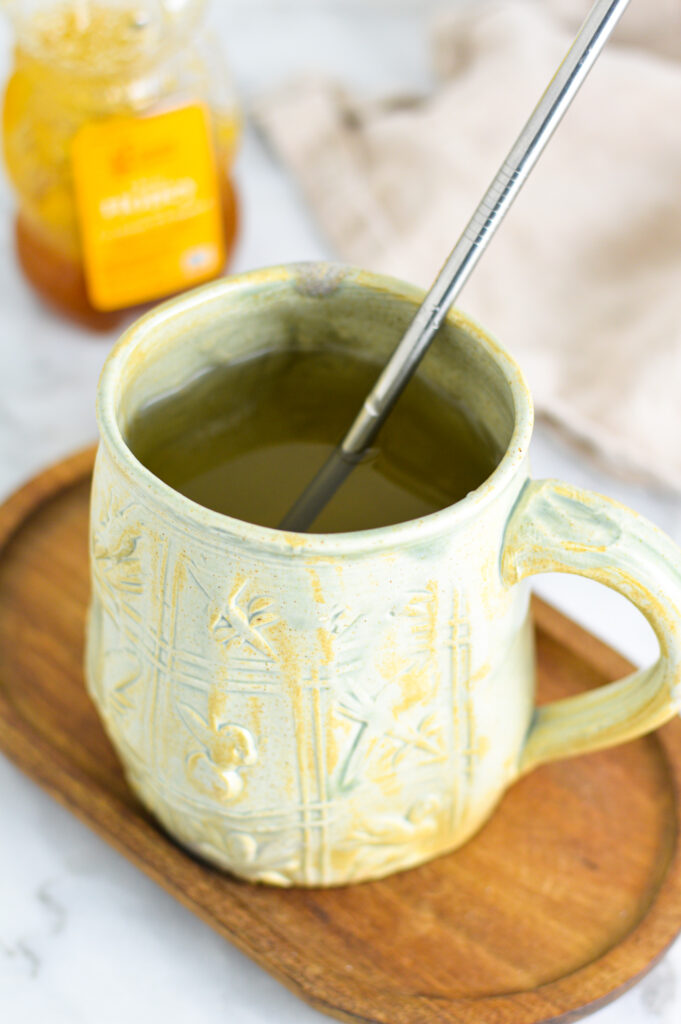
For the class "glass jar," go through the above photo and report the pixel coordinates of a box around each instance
[2,0,240,329]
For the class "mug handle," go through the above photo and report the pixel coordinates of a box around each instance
[501,479,681,775]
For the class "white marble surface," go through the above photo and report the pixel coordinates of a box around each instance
[1,2,680,1021]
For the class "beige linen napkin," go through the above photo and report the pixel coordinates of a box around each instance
[255,0,681,489]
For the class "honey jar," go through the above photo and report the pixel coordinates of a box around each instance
[2,0,240,329]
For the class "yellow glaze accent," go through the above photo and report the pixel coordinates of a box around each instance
[86,264,681,886]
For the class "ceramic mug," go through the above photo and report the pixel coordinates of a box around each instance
[86,263,681,887]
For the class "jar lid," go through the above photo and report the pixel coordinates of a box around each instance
[2,0,207,73]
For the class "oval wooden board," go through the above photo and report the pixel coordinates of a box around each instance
[1,448,680,1024]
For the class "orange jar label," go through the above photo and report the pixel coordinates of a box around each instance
[71,104,225,311]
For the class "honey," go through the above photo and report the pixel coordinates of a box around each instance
[2,0,240,328]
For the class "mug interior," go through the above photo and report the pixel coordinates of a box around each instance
[100,264,532,544]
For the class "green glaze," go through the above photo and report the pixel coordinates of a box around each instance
[86,263,681,887]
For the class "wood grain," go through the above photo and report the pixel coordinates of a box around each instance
[0,448,680,1024]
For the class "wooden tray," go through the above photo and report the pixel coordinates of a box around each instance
[1,448,681,1024]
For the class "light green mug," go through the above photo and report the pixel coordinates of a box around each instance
[86,263,681,886]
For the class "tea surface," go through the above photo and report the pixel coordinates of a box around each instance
[127,348,498,533]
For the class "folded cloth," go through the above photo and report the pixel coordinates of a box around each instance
[255,0,681,490]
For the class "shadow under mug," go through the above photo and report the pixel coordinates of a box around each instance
[86,263,681,887]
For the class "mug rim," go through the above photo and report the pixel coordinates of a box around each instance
[96,262,534,555]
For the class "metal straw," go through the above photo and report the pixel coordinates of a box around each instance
[279,0,631,532]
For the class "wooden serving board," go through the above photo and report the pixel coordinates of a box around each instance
[1,448,681,1024]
